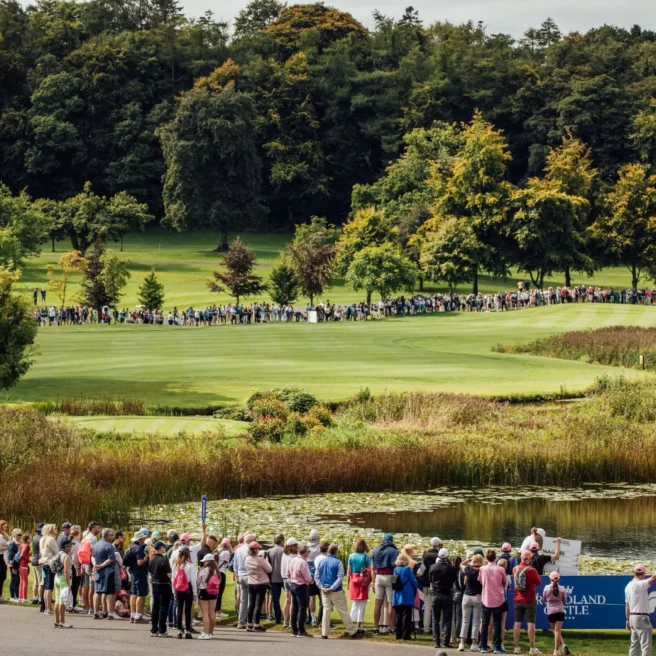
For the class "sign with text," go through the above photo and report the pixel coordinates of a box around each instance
[542,537,581,576]
[506,576,656,630]
[201,495,207,523]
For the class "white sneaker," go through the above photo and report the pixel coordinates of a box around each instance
[59,623,73,629]
[529,650,542,655]
[198,633,213,640]
[9,598,18,603]
[107,613,123,620]
[458,644,466,652]
[514,649,522,655]
[471,646,481,653]
[380,627,390,635]
[74,606,85,612]
[44,610,54,615]
[217,612,228,618]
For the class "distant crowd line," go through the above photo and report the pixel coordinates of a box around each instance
[32,284,656,327]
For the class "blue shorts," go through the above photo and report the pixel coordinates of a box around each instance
[42,565,54,591]
[94,567,115,595]
[130,571,148,597]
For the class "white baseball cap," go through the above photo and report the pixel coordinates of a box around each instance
[286,538,299,547]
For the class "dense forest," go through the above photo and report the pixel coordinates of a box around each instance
[2,0,656,291]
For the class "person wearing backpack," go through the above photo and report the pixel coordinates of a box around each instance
[392,552,418,641]
[7,528,22,602]
[197,554,220,639]
[149,541,172,638]
[512,550,542,656]
[172,545,197,639]
[52,539,73,628]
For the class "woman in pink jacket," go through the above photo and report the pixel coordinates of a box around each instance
[245,541,272,632]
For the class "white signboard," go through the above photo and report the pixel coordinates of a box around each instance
[542,537,582,576]
[307,310,318,323]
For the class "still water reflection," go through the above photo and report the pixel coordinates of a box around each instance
[327,494,656,559]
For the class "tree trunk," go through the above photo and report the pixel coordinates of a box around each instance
[632,264,640,290]
[564,266,571,288]
[539,271,545,289]
[418,274,424,292]
[69,232,80,252]
[216,227,229,252]
[472,267,478,295]
[51,237,56,252]
[120,234,124,252]
[366,291,371,306]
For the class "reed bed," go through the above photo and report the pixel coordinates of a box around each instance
[3,383,656,525]
[495,325,656,370]
[32,397,147,416]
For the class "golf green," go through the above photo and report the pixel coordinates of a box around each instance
[6,303,654,407]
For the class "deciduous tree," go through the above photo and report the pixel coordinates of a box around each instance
[345,242,417,305]
[268,254,299,306]
[207,237,266,305]
[46,250,87,306]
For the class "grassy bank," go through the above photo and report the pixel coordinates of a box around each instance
[3,377,656,524]
[5,304,654,406]
[496,325,656,371]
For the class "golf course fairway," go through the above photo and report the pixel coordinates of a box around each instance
[6,303,654,407]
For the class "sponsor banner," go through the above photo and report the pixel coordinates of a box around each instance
[506,576,656,629]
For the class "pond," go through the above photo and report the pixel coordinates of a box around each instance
[322,492,656,560]
[137,483,656,574]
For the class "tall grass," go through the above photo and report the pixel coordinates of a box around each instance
[3,383,656,525]
[32,397,147,416]
[495,325,656,370]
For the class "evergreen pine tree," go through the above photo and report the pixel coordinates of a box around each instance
[138,268,165,311]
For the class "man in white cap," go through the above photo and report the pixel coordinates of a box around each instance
[625,564,656,656]
[419,537,442,634]
[123,529,149,623]
[520,528,545,553]
[429,547,457,649]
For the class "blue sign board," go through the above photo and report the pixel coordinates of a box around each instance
[506,576,656,630]
[201,495,207,523]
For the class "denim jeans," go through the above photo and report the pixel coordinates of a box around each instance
[460,594,482,640]
[431,592,453,646]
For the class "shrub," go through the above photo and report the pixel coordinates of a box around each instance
[248,417,286,442]
[250,396,289,422]
[284,412,309,438]
[247,387,317,414]
[307,403,333,427]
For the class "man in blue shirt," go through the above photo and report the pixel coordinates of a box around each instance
[315,544,360,640]
[91,528,120,620]
[124,529,149,623]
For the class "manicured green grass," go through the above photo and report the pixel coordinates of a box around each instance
[5,303,654,407]
[14,228,644,307]
[66,415,248,436]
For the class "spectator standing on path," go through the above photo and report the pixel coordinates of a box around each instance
[196,553,219,639]
[216,537,232,618]
[39,524,59,616]
[347,539,373,630]
[124,529,149,623]
[281,538,299,628]
[373,533,399,635]
[267,533,285,624]
[512,550,542,655]
[307,529,321,626]
[392,552,418,641]
[245,541,271,632]
[52,539,73,629]
[31,523,44,605]
[7,528,21,602]
[288,544,313,638]
[429,547,458,649]
[172,546,197,640]
[625,564,656,656]
[18,532,31,603]
[419,537,442,634]
[479,550,508,654]
[233,531,256,629]
[92,527,121,620]
[148,541,172,638]
[458,552,484,652]
[316,543,360,640]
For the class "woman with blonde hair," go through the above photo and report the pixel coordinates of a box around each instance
[281,538,298,628]
[196,554,220,639]
[7,527,22,602]
[347,538,372,630]
[459,552,485,652]
[39,524,59,615]
[392,552,417,641]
